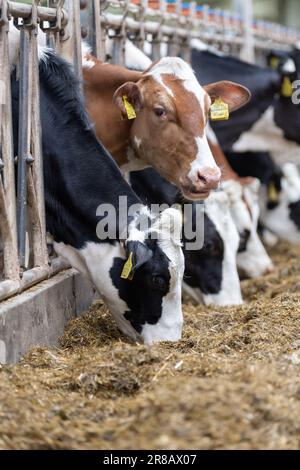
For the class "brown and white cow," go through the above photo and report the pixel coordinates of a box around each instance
[82,50,250,201]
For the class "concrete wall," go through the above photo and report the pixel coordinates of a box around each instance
[0,269,96,364]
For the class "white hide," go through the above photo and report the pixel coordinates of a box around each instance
[182,191,242,306]
[82,39,152,71]
[190,38,224,56]
[203,191,242,306]
[260,163,300,244]
[222,179,274,278]
[282,58,297,74]
[233,106,300,166]
[142,209,184,343]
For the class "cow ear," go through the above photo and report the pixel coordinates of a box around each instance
[204,81,251,112]
[113,82,143,118]
[125,240,153,272]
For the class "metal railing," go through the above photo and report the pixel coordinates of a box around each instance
[0,0,76,302]
[0,0,299,303]
[82,0,300,67]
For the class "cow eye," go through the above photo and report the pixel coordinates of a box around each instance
[152,275,167,291]
[154,106,167,119]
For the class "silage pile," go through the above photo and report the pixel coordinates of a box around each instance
[1,241,300,450]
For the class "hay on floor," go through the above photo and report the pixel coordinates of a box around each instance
[1,241,300,450]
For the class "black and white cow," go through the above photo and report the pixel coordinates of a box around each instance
[192,42,300,243]
[226,152,300,244]
[207,125,273,277]
[129,168,242,306]
[10,49,184,344]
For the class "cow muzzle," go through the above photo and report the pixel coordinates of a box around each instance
[182,167,221,201]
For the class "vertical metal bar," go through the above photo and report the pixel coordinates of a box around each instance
[46,0,65,51]
[0,0,19,281]
[30,4,49,268]
[17,25,30,268]
[112,0,128,66]
[167,0,181,56]
[180,0,192,63]
[237,0,255,63]
[135,0,147,52]
[61,0,82,79]
[72,0,83,79]
[99,0,107,61]
[90,0,102,59]
[151,0,165,61]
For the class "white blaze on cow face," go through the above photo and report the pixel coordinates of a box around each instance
[146,57,221,199]
[261,163,300,244]
[142,209,184,344]
[203,191,242,306]
[222,179,274,278]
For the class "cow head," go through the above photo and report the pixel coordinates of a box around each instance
[261,163,300,243]
[113,57,250,201]
[222,179,274,278]
[183,191,242,306]
[104,208,184,344]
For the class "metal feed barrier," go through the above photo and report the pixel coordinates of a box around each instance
[0,0,299,305]
[83,0,300,65]
[0,0,80,303]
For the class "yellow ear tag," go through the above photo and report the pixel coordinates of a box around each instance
[209,98,229,121]
[121,252,134,280]
[268,181,279,203]
[281,76,293,98]
[122,95,136,120]
[270,56,280,70]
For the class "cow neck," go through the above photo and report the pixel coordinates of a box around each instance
[83,59,142,166]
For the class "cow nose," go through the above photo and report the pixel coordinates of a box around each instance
[196,167,221,190]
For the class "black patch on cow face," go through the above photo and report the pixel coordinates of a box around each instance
[272,50,300,144]
[274,98,300,145]
[184,214,224,295]
[225,151,284,211]
[289,200,300,231]
[110,239,171,333]
[226,151,280,185]
[238,229,251,253]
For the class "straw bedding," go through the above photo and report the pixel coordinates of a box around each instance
[1,241,300,450]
